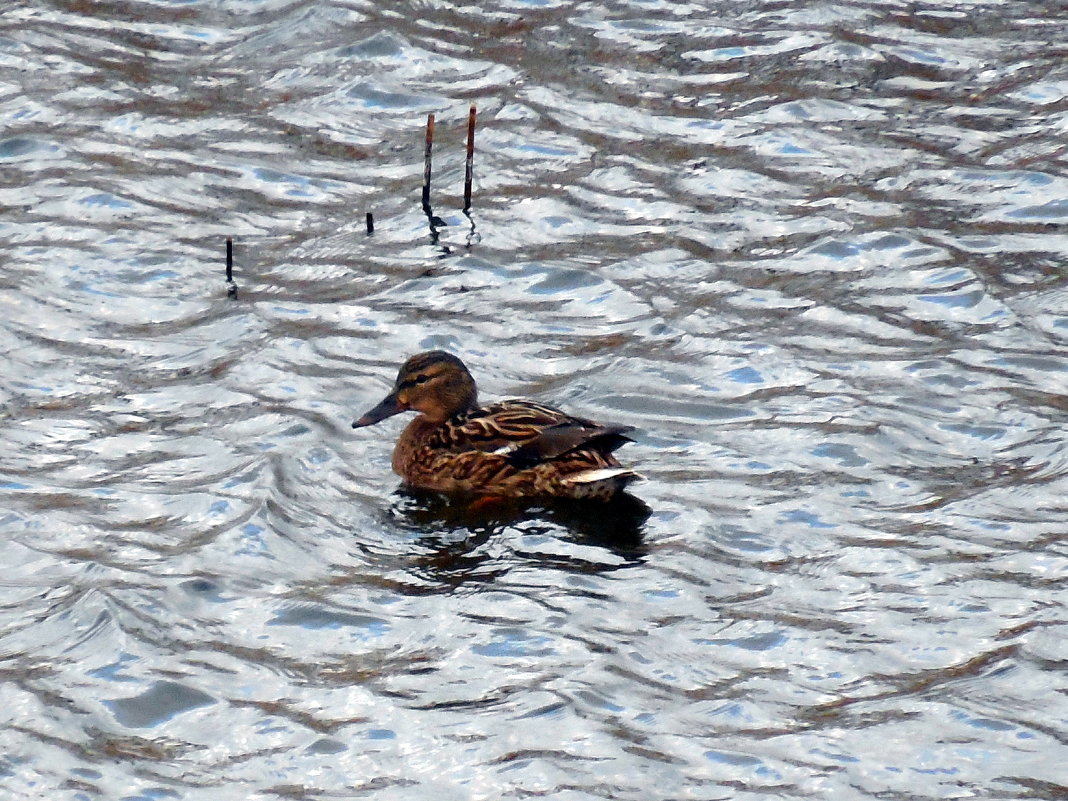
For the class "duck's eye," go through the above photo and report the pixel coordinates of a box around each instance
[400,373,433,390]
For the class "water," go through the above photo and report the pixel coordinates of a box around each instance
[2,1,1067,799]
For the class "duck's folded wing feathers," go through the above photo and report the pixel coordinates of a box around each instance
[501,421,634,469]
[437,400,565,449]
[439,400,633,468]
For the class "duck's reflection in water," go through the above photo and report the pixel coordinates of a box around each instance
[383,489,651,591]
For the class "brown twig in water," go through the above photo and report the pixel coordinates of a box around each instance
[422,113,435,215]
[463,104,476,212]
[225,236,237,299]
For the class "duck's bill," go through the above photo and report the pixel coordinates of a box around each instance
[352,392,405,428]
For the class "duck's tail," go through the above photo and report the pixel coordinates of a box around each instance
[562,467,643,500]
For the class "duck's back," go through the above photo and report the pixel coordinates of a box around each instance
[396,400,640,499]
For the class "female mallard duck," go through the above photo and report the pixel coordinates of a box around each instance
[352,351,640,500]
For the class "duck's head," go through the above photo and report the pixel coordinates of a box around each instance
[352,350,479,427]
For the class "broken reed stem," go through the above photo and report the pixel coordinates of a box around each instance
[225,236,237,299]
[463,104,476,212]
[422,113,435,213]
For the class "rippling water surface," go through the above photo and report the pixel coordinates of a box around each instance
[2,1,1067,799]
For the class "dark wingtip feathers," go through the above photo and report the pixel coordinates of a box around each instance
[503,423,634,470]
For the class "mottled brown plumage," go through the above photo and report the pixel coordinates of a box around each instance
[352,351,640,500]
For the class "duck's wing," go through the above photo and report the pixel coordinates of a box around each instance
[442,400,633,468]
[435,400,565,451]
[500,421,634,469]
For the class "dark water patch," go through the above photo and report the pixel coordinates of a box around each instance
[105,681,215,729]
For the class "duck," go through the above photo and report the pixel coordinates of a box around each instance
[352,351,640,501]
